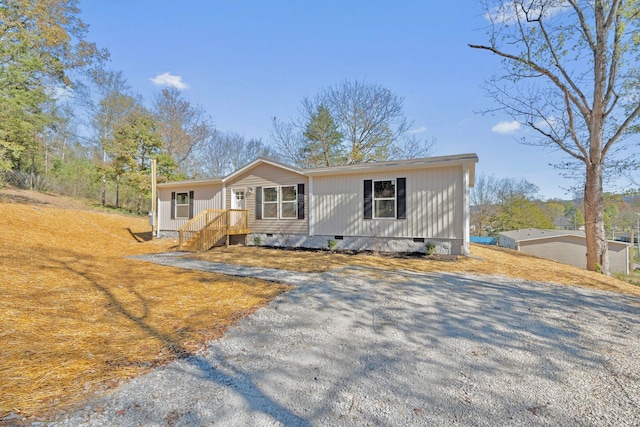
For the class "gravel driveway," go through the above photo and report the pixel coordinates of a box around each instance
[52,253,640,426]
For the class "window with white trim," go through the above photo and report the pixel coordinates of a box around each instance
[374,179,396,218]
[262,187,278,219]
[280,185,297,218]
[175,192,190,218]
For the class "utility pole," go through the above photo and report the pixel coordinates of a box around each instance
[636,213,640,257]
[151,159,157,238]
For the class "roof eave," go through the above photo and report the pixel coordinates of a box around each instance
[157,178,223,188]
[223,157,304,182]
[304,153,479,177]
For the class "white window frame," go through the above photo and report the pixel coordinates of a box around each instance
[175,192,190,219]
[280,185,298,219]
[262,186,278,219]
[261,185,298,219]
[373,179,396,219]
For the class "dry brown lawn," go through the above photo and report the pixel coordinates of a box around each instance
[2,188,638,422]
[0,189,289,421]
[193,243,640,297]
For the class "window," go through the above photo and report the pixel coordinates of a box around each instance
[256,184,305,220]
[374,179,396,218]
[280,185,297,218]
[175,192,190,218]
[262,187,278,219]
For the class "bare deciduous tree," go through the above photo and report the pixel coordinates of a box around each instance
[470,0,640,274]
[271,79,435,167]
[470,173,499,236]
[76,69,139,205]
[152,87,213,177]
[196,131,274,177]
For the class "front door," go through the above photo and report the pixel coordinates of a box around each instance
[232,189,245,209]
[230,189,246,228]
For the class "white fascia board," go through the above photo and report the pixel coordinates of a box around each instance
[303,153,479,177]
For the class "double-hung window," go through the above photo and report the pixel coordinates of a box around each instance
[258,185,302,220]
[175,192,190,218]
[373,179,396,218]
[262,187,278,219]
[364,178,405,220]
[280,185,297,219]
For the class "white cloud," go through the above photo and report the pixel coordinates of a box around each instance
[492,120,521,134]
[150,72,189,90]
[408,126,427,134]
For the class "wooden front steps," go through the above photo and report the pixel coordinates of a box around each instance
[178,209,249,252]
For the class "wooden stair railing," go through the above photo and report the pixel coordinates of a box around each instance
[178,209,249,252]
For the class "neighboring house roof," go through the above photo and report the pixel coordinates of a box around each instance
[499,228,629,247]
[158,153,479,188]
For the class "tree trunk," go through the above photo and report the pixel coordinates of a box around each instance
[584,161,609,274]
[101,174,106,206]
[101,149,107,206]
[115,175,120,209]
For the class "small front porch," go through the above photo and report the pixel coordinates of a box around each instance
[178,209,249,252]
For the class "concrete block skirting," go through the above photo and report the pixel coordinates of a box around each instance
[158,231,463,255]
[157,230,179,239]
[248,233,461,255]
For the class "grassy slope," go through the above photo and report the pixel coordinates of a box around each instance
[0,190,289,420]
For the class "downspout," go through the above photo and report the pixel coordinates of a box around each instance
[462,163,470,255]
[156,191,161,238]
[309,176,314,236]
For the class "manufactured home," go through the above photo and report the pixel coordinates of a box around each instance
[499,228,631,274]
[156,153,478,255]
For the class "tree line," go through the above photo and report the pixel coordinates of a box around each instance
[471,173,640,239]
[0,1,434,213]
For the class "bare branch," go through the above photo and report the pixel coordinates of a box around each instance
[567,0,597,51]
[602,102,640,157]
[469,43,589,119]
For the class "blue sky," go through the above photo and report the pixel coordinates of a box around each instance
[78,1,590,200]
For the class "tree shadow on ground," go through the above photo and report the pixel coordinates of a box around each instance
[126,228,153,242]
[18,251,305,426]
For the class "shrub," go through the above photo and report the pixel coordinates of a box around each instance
[425,242,436,256]
[252,236,262,246]
[327,239,337,251]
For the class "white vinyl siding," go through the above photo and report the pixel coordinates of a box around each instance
[225,163,308,234]
[157,183,224,231]
[312,166,463,238]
